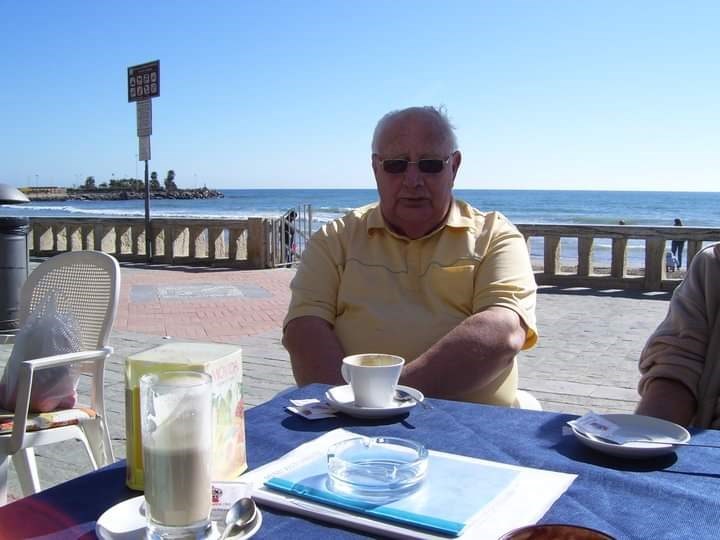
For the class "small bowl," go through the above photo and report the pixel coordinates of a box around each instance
[327,436,428,498]
[498,524,615,540]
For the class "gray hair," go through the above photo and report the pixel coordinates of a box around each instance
[371,106,458,153]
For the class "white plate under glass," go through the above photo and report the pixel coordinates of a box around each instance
[95,495,262,540]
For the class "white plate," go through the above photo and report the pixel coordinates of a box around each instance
[325,384,424,419]
[96,495,262,540]
[571,413,691,459]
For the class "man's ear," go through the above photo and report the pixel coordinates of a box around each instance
[451,150,462,178]
[371,156,383,187]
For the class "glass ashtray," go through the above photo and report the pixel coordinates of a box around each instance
[326,436,428,499]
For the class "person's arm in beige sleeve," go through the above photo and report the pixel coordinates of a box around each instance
[400,306,527,399]
[635,247,715,426]
[283,316,345,386]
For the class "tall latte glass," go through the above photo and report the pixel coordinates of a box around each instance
[140,371,213,540]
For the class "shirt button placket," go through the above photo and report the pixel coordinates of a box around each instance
[406,241,421,291]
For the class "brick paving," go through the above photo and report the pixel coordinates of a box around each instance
[0,265,673,502]
[115,265,295,340]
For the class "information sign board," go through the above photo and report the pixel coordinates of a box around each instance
[139,136,151,161]
[136,99,152,137]
[128,60,160,102]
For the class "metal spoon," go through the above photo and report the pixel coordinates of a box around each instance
[218,497,258,540]
[394,388,431,409]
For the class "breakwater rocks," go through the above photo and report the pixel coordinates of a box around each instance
[26,188,224,201]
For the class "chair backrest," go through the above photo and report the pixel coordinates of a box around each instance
[17,251,120,350]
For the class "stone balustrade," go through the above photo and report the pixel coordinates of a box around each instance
[518,223,720,291]
[28,217,271,268]
[25,218,720,290]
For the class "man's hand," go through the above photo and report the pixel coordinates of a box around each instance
[635,378,696,427]
[400,306,527,399]
[283,316,346,386]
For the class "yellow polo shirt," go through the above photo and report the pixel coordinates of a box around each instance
[284,199,538,406]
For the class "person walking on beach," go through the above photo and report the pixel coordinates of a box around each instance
[636,243,720,428]
[671,218,684,269]
[282,106,537,406]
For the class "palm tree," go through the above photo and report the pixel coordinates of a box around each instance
[150,171,161,191]
[164,170,178,192]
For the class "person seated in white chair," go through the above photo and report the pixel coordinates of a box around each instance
[283,106,538,406]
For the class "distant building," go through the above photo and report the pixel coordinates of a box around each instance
[23,186,68,200]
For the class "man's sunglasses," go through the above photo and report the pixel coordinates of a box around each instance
[379,156,451,174]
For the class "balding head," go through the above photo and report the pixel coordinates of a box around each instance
[371,106,458,155]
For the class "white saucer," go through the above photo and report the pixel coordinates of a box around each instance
[325,385,424,419]
[96,495,262,540]
[571,413,691,459]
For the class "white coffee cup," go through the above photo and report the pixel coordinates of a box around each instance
[341,353,405,408]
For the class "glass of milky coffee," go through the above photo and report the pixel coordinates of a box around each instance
[140,371,213,539]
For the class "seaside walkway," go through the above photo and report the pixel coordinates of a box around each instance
[0,263,674,502]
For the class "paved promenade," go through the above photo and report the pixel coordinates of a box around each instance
[1,264,674,502]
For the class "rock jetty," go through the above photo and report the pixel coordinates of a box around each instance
[26,187,224,201]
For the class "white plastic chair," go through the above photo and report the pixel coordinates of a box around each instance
[513,389,543,411]
[0,251,120,505]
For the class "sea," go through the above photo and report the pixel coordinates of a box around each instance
[2,189,719,268]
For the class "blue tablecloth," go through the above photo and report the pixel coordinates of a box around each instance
[2,384,720,539]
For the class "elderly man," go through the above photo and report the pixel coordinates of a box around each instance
[283,106,537,406]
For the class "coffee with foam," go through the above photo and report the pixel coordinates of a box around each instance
[141,371,213,538]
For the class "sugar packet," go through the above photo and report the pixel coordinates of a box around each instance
[286,398,337,420]
[565,412,623,442]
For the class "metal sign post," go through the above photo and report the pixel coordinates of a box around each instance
[128,60,160,263]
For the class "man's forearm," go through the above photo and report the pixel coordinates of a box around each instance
[400,307,527,399]
[635,378,696,427]
[283,316,346,386]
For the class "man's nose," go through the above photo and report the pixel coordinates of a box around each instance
[402,163,425,188]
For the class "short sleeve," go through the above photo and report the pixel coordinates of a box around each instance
[283,223,344,329]
[472,214,538,349]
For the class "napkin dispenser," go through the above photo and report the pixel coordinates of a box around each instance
[125,341,247,490]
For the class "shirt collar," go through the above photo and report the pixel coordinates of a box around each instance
[366,199,474,237]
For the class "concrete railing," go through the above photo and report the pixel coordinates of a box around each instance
[28,217,273,268]
[25,218,720,290]
[518,224,720,291]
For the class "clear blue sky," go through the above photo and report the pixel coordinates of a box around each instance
[2,1,718,191]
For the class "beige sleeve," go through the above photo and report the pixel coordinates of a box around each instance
[637,250,714,398]
[283,224,343,329]
[472,214,538,349]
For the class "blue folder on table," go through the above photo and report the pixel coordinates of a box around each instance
[265,450,520,536]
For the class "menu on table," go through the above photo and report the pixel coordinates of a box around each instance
[240,429,576,539]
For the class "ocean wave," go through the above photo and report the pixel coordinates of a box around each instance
[315,206,355,215]
[0,204,292,220]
